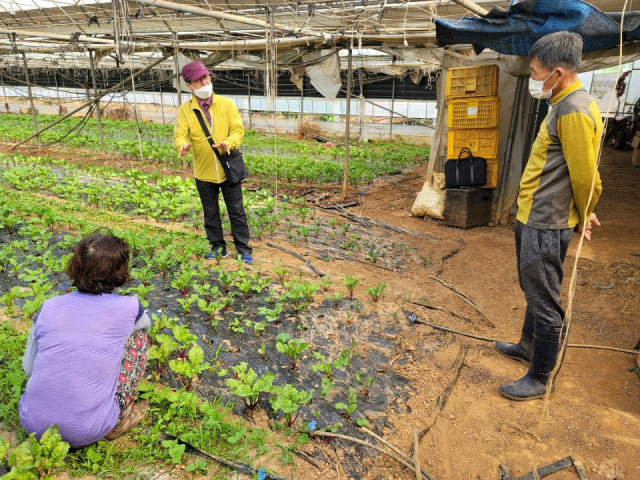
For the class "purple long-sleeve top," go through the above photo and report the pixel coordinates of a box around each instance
[19,291,148,447]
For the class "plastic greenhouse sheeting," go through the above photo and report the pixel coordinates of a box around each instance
[435,0,640,56]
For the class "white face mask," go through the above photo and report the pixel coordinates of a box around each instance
[528,69,559,100]
[192,83,213,100]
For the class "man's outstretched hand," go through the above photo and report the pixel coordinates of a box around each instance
[575,213,601,241]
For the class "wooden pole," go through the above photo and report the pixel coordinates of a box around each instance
[10,52,173,151]
[447,0,489,16]
[159,79,166,123]
[358,68,366,143]
[173,33,182,107]
[21,53,39,148]
[247,71,253,130]
[53,71,62,112]
[413,429,422,480]
[299,76,304,134]
[390,77,396,138]
[342,45,353,196]
[88,50,106,154]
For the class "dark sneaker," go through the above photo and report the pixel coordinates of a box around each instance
[205,247,228,260]
[241,252,253,265]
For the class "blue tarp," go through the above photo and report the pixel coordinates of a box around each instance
[435,0,640,56]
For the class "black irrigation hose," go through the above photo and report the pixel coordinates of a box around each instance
[410,317,639,356]
[160,432,292,480]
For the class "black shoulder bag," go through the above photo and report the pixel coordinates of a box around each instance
[444,147,487,189]
[193,109,248,184]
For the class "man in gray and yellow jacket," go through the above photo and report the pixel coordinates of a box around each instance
[174,60,253,263]
[495,31,602,401]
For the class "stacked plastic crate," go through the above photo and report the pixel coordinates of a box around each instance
[445,65,500,188]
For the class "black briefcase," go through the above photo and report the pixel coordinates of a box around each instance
[444,147,487,189]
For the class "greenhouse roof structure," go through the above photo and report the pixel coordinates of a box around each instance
[0,1,626,56]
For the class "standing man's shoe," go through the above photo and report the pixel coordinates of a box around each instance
[205,247,228,260]
[241,252,253,265]
[495,341,532,365]
[498,322,563,401]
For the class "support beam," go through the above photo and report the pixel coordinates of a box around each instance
[299,78,304,134]
[88,50,106,154]
[0,28,114,45]
[343,45,353,197]
[10,51,173,151]
[21,53,39,148]
[135,0,328,39]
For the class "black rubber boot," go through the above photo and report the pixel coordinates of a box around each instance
[498,321,563,401]
[495,309,534,365]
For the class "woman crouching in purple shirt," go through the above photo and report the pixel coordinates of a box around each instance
[19,232,151,447]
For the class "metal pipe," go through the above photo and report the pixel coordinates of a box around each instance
[343,45,353,196]
[135,0,327,39]
[21,53,39,148]
[88,50,106,154]
[10,51,173,151]
[0,28,114,45]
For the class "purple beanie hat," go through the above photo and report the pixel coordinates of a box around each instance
[182,61,211,82]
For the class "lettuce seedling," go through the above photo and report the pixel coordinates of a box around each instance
[269,384,314,428]
[276,333,310,370]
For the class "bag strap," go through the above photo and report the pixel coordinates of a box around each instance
[458,147,474,163]
[193,108,223,163]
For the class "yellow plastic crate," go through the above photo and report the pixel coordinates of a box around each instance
[445,65,499,99]
[447,128,499,159]
[481,158,499,188]
[447,97,500,129]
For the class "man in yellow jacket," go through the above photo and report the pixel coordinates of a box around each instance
[495,31,602,401]
[174,61,253,263]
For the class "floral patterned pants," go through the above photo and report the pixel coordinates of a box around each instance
[115,329,148,420]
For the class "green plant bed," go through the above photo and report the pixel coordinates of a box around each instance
[0,113,429,184]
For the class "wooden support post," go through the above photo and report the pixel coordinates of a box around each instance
[247,71,253,129]
[299,76,304,134]
[342,45,353,196]
[390,76,396,138]
[159,79,166,124]
[173,33,182,107]
[21,53,39,148]
[88,50,106,154]
[53,71,62,112]
[358,68,366,143]
[1,73,9,111]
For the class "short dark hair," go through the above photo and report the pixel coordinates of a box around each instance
[65,232,131,295]
[529,31,583,72]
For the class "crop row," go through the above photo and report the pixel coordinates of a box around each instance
[0,113,430,185]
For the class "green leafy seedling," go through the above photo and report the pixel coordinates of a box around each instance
[270,384,314,428]
[276,333,310,370]
[225,362,275,410]
[6,425,70,479]
[335,386,358,419]
[343,275,359,298]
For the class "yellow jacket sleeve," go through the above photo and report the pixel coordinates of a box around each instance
[223,101,244,151]
[557,112,602,223]
[173,104,191,153]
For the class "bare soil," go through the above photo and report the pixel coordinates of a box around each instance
[2,142,638,479]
